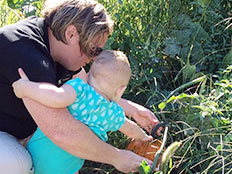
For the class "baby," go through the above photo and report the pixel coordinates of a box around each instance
[12,50,153,174]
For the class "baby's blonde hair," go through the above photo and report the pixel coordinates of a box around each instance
[42,0,114,57]
[89,50,131,88]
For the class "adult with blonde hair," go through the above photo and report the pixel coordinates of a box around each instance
[0,0,160,173]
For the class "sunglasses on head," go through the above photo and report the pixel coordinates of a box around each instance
[89,47,103,58]
[88,42,103,58]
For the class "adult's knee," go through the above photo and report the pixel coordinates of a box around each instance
[0,132,33,174]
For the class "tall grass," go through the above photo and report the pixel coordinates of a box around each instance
[1,0,232,173]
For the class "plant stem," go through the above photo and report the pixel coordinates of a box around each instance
[166,75,206,100]
[151,126,169,172]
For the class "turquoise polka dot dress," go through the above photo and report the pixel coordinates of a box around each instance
[26,78,125,174]
[66,78,125,142]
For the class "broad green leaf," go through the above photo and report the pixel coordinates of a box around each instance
[163,38,181,58]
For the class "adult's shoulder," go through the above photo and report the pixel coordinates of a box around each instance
[0,16,46,40]
[0,16,49,53]
[0,17,55,84]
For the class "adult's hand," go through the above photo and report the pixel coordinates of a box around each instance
[131,103,161,135]
[118,99,161,135]
[113,149,153,173]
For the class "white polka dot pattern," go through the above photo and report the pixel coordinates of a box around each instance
[65,78,125,142]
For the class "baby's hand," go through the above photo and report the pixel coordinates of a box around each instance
[140,135,153,142]
[12,68,29,98]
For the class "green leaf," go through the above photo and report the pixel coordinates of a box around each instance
[182,64,196,83]
[7,0,40,9]
[7,0,27,9]
[118,0,123,5]
[171,29,191,46]
[176,93,195,100]
[163,38,181,58]
[158,101,167,110]
[138,160,152,174]
[166,95,177,103]
[224,132,232,142]
[221,48,232,69]
[198,0,212,7]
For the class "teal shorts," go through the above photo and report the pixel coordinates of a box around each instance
[27,128,84,174]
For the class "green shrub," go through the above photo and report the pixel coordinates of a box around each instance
[2,0,232,173]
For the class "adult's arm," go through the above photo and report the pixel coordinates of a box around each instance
[23,98,152,173]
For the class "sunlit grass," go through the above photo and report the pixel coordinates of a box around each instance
[0,0,23,27]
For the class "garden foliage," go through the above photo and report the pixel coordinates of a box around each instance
[1,0,232,173]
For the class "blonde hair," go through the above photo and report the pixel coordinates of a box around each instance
[89,50,131,88]
[42,0,114,56]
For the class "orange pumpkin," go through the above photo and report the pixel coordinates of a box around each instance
[126,139,163,167]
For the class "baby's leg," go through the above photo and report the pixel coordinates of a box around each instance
[75,171,79,174]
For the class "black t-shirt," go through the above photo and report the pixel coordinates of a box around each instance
[0,16,80,139]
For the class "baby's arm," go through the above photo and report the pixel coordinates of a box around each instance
[12,68,76,108]
[119,117,153,141]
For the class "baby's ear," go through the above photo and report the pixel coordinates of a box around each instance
[115,85,127,99]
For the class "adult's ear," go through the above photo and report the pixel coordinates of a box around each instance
[65,25,79,44]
